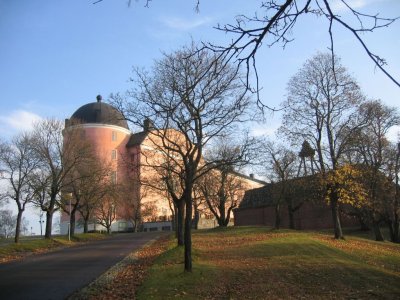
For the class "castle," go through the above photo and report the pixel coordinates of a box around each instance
[60,96,264,234]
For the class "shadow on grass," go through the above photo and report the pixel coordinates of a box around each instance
[138,228,400,299]
[137,243,220,300]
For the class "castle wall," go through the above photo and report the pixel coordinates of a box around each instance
[234,202,359,230]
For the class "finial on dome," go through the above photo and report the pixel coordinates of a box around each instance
[96,95,102,102]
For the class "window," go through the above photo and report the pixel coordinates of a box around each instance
[111,131,117,141]
[111,171,117,184]
[111,149,117,160]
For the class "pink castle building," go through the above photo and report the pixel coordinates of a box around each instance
[60,96,264,234]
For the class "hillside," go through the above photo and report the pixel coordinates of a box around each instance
[138,227,400,299]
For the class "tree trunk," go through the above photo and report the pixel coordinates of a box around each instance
[358,216,369,231]
[310,157,315,175]
[218,199,226,227]
[222,206,234,227]
[287,199,295,229]
[14,209,23,243]
[184,196,192,272]
[193,208,200,229]
[176,200,185,246]
[330,189,344,239]
[372,220,384,241]
[171,203,177,232]
[219,218,229,227]
[217,213,229,227]
[393,199,399,243]
[45,210,53,239]
[70,212,76,236]
[83,219,88,233]
[275,202,281,230]
[132,220,137,232]
[387,220,395,242]
[303,158,307,176]
[394,218,400,243]
[134,206,142,232]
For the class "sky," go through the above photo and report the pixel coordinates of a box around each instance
[0,0,399,234]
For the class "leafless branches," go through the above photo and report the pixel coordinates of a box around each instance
[109,44,255,271]
[202,0,399,111]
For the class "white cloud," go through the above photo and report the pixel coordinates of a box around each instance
[387,125,400,142]
[330,0,384,12]
[0,110,42,134]
[250,124,279,137]
[161,16,212,31]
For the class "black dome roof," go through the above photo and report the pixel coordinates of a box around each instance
[70,100,129,129]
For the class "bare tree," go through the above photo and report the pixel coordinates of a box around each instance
[141,201,159,222]
[262,140,297,229]
[71,163,113,234]
[95,1,398,96]
[130,141,186,245]
[0,210,16,238]
[191,188,205,230]
[388,142,400,243]
[198,136,257,227]
[77,194,102,234]
[202,0,399,109]
[280,52,365,239]
[110,44,254,271]
[350,100,400,241]
[197,169,243,227]
[30,119,91,239]
[95,196,117,234]
[0,133,39,243]
[118,180,147,232]
[63,150,113,236]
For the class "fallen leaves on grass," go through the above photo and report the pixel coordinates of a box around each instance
[311,233,400,272]
[0,254,21,263]
[78,235,171,300]
[141,229,400,299]
[0,239,67,264]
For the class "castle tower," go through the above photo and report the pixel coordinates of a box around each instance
[60,95,133,234]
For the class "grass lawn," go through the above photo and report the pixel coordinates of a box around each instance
[0,233,106,263]
[137,227,400,299]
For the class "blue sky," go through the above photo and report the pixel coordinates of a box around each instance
[0,0,399,233]
[0,0,399,137]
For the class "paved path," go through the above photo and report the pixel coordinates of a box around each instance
[0,232,167,300]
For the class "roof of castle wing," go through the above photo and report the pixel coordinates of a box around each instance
[126,131,148,147]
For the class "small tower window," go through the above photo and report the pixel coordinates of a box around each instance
[112,131,117,141]
[111,149,117,160]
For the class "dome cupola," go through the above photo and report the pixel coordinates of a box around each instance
[67,95,129,129]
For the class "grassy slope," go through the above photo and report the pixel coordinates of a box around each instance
[0,233,106,262]
[138,227,400,299]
